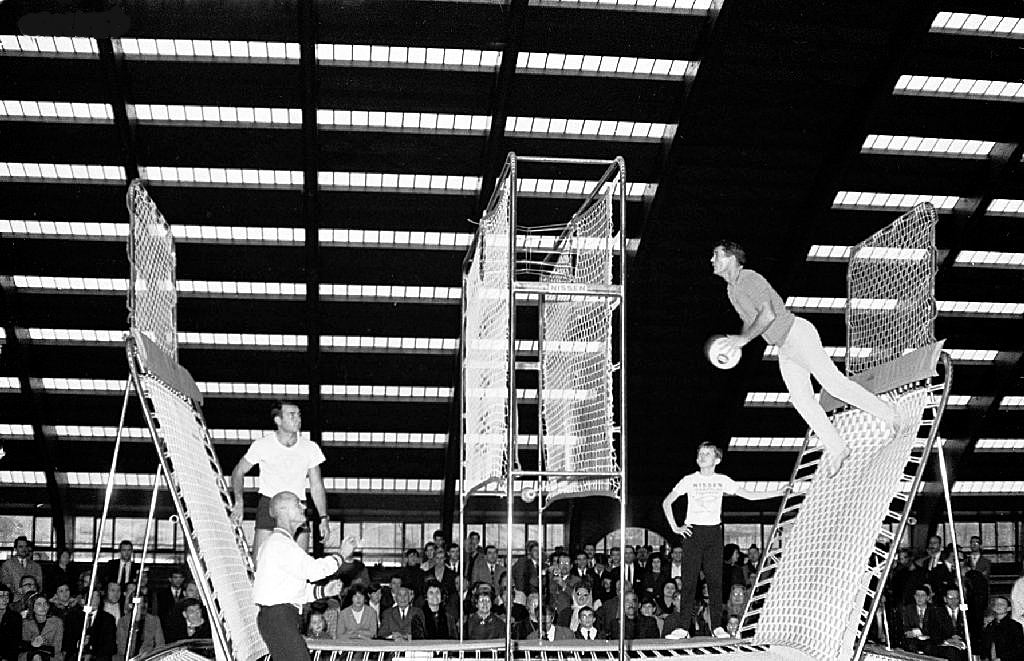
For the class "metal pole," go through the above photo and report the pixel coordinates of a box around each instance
[125,460,164,659]
[77,381,131,661]
[615,159,628,661]
[504,154,518,661]
[936,433,972,661]
[536,292,546,641]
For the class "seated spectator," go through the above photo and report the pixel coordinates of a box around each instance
[335,585,378,641]
[20,593,63,661]
[47,584,76,621]
[378,586,423,641]
[556,584,594,632]
[151,566,187,622]
[464,592,505,640]
[965,536,991,578]
[570,551,590,581]
[423,549,458,601]
[546,553,577,613]
[639,597,662,636]
[43,550,76,599]
[1,585,20,661]
[723,584,748,623]
[725,613,742,638]
[100,582,124,622]
[588,555,611,603]
[513,593,540,640]
[742,546,760,589]
[928,545,958,607]
[609,591,659,640]
[114,597,165,661]
[421,581,455,640]
[979,595,1023,661]
[595,578,624,636]
[640,555,666,601]
[396,549,426,606]
[471,545,506,598]
[366,584,384,623]
[420,543,439,572]
[163,580,201,643]
[656,580,677,615]
[380,576,402,611]
[935,587,968,661]
[1,538,42,597]
[527,604,573,642]
[179,598,212,640]
[512,543,540,603]
[662,592,690,637]
[305,611,331,640]
[12,576,39,617]
[575,606,603,640]
[722,544,745,605]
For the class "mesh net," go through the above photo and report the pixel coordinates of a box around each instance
[128,179,178,362]
[845,202,937,375]
[144,375,268,661]
[752,388,930,660]
[463,181,512,493]
[539,191,619,501]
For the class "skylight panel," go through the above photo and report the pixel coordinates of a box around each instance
[1,100,114,123]
[319,228,470,250]
[532,0,714,14]
[951,481,1024,495]
[1002,396,1024,409]
[11,275,128,293]
[119,38,299,62]
[321,385,452,401]
[516,51,697,80]
[318,171,480,194]
[785,296,1024,318]
[178,332,305,349]
[987,199,1024,217]
[763,344,1001,365]
[320,335,458,354]
[861,134,996,158]
[133,103,301,127]
[975,439,1024,452]
[319,284,461,303]
[832,191,959,210]
[317,44,500,70]
[954,250,1024,269]
[0,162,125,183]
[0,219,127,240]
[141,166,303,188]
[728,436,812,450]
[930,12,1024,38]
[895,75,1024,102]
[0,35,99,57]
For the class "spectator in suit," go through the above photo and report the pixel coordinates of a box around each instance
[335,585,378,641]
[917,535,944,572]
[178,599,212,641]
[583,544,597,568]
[742,545,760,589]
[556,584,594,632]
[979,595,1024,661]
[464,591,505,640]
[12,576,39,617]
[663,544,685,585]
[114,597,165,661]
[887,548,924,607]
[1,538,42,597]
[934,588,968,661]
[575,606,603,640]
[546,553,578,613]
[570,552,590,582]
[420,543,438,572]
[103,541,140,590]
[595,578,625,637]
[640,555,666,601]
[899,586,938,655]
[609,591,659,640]
[423,551,459,605]
[152,566,187,622]
[21,593,63,661]
[0,586,19,661]
[87,591,118,661]
[377,586,423,641]
[928,545,958,607]
[513,592,541,640]
[528,604,573,642]
[611,546,643,595]
[380,576,402,612]
[43,549,76,600]
[470,545,505,597]
[966,536,991,578]
[463,532,482,582]
[588,554,610,602]
[163,580,201,643]
[511,542,540,602]
[396,549,426,605]
[420,581,455,640]
[607,547,621,572]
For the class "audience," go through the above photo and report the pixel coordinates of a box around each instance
[304,611,331,640]
[378,586,423,641]
[21,593,62,661]
[527,604,572,641]
[420,581,456,639]
[979,595,1023,661]
[335,585,377,641]
[464,591,505,640]
[1,539,42,598]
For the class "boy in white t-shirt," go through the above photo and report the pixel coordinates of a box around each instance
[230,400,329,563]
[661,443,787,632]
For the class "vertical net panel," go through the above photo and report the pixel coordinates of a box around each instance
[845,202,937,374]
[128,179,178,362]
[541,190,619,501]
[144,375,268,661]
[463,181,512,493]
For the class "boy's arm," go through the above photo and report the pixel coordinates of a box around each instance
[661,487,691,537]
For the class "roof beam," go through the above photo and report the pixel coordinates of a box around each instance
[299,0,325,552]
[96,38,140,183]
[475,0,529,214]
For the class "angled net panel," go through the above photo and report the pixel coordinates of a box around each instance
[128,179,178,362]
[143,375,268,661]
[463,182,512,493]
[751,390,929,660]
[540,191,620,501]
[845,203,937,374]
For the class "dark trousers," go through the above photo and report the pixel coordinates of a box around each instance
[257,604,310,661]
[678,524,724,629]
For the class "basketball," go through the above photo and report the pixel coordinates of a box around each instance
[705,335,741,370]
[521,486,537,504]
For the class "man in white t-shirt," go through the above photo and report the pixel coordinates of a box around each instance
[661,442,787,632]
[230,400,330,562]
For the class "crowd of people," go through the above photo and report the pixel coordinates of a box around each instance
[0,536,210,661]
[881,535,1024,660]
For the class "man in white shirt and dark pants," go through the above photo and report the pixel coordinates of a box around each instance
[662,443,787,631]
[253,491,356,660]
[231,400,331,562]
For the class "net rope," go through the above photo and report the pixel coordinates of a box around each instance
[144,375,268,661]
[539,191,619,500]
[128,180,178,362]
[845,203,937,374]
[463,181,512,493]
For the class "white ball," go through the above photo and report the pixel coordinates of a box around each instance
[521,487,537,504]
[705,335,740,370]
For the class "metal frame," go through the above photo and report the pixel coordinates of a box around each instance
[458,153,629,657]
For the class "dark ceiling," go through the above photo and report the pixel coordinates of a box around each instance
[0,0,1022,546]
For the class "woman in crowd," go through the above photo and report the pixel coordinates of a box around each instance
[464,592,504,640]
[305,611,332,640]
[44,551,76,599]
[656,581,677,615]
[722,544,745,605]
[420,543,438,572]
[335,585,377,641]
[47,585,76,621]
[640,555,666,601]
[20,593,63,661]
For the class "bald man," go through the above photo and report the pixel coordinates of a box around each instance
[253,492,356,661]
